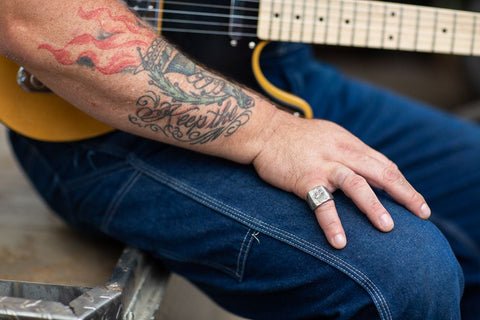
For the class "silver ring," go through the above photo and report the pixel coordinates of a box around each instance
[306,186,334,210]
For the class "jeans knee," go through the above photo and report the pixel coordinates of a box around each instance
[379,219,464,319]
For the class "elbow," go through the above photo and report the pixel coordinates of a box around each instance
[0,15,29,59]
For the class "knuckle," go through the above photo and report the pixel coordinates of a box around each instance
[358,153,372,164]
[369,198,385,214]
[382,163,402,184]
[332,166,349,186]
[323,218,341,234]
[336,142,357,156]
[346,175,367,190]
[408,191,424,204]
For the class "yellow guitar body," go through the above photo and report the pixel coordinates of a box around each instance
[0,56,114,142]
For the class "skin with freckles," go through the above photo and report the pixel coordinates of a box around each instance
[0,0,430,249]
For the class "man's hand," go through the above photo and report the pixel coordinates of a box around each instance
[253,111,431,249]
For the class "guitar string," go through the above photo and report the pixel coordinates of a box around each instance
[131,0,260,12]
[137,14,478,42]
[140,13,478,35]
[132,3,480,31]
[126,1,479,43]
[148,25,476,45]
[131,0,477,18]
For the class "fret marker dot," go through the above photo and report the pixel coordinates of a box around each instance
[389,35,394,41]
[296,15,301,20]
[390,12,396,17]
[345,19,350,24]
[319,17,324,22]
[274,13,279,18]
[442,28,448,33]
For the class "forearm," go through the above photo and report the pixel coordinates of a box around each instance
[0,0,278,163]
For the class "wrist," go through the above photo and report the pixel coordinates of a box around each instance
[250,103,295,165]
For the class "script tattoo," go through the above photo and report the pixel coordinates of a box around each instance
[128,39,254,144]
[39,7,254,145]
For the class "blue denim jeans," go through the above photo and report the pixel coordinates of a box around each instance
[8,44,480,320]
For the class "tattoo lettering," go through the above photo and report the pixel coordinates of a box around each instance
[128,39,254,144]
[39,7,254,144]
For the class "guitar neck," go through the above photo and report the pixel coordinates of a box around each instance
[257,0,480,56]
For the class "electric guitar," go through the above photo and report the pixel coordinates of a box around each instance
[1,0,480,142]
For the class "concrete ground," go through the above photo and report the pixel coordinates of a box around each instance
[0,46,478,319]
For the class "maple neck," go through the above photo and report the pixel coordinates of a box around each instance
[257,0,480,56]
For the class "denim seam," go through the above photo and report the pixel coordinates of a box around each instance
[237,231,258,282]
[156,247,242,280]
[18,139,75,223]
[65,163,130,190]
[128,157,392,320]
[235,228,253,280]
[101,170,142,231]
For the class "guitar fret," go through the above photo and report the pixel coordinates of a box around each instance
[300,0,307,42]
[352,1,369,47]
[337,0,344,45]
[398,5,416,50]
[417,8,435,52]
[472,15,478,55]
[432,10,438,52]
[257,0,270,40]
[268,0,275,40]
[311,0,318,43]
[288,0,295,41]
[365,2,372,47]
[367,2,385,48]
[290,1,303,42]
[434,9,455,54]
[269,0,283,41]
[339,0,355,46]
[453,12,476,55]
[414,7,420,51]
[324,0,332,44]
[450,12,457,53]
[471,15,477,55]
[351,0,358,46]
[380,3,387,48]
[397,6,404,49]
[280,0,289,41]
[383,3,402,49]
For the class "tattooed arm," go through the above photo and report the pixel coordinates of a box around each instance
[0,0,274,163]
[1,0,430,249]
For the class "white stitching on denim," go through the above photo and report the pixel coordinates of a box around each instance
[101,170,142,231]
[205,194,392,320]
[130,159,392,320]
[133,160,392,320]
[238,231,257,282]
[236,228,252,277]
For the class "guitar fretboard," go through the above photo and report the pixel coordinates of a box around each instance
[258,0,480,56]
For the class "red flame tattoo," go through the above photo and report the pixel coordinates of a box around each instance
[39,7,156,75]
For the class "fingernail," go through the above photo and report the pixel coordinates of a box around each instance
[333,234,347,248]
[380,213,394,230]
[420,203,431,219]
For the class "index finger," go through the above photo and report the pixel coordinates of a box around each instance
[346,154,431,219]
